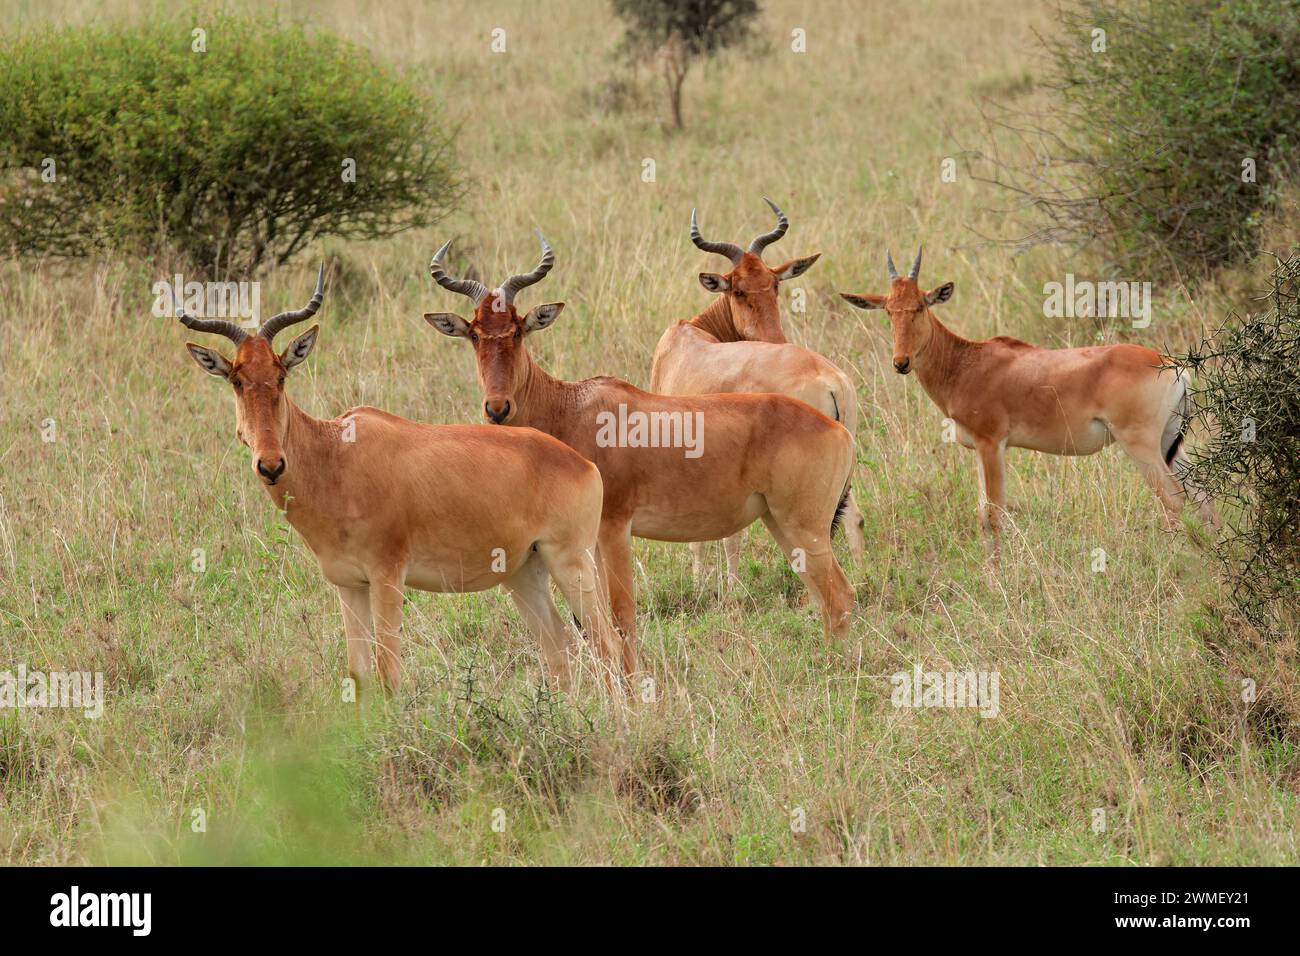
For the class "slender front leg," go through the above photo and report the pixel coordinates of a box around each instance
[597,518,638,669]
[723,533,742,586]
[689,540,706,583]
[337,585,374,707]
[975,439,1007,562]
[368,569,407,693]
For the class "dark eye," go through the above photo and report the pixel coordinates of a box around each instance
[231,378,242,389]
[470,332,479,344]
[277,376,286,386]
[733,290,746,299]
[514,327,522,340]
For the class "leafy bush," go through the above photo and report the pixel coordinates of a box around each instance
[975,0,1300,278]
[0,14,462,275]
[1178,253,1300,634]
[611,0,761,129]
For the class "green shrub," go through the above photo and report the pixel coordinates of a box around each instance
[1178,253,1300,634]
[978,0,1300,278]
[0,14,462,275]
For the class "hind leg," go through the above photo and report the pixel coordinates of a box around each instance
[1114,430,1185,529]
[841,489,867,560]
[503,551,575,690]
[1170,443,1222,529]
[760,511,853,647]
[540,540,630,693]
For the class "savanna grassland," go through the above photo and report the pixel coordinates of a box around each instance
[0,0,1296,865]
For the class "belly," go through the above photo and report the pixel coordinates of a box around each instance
[319,543,535,594]
[630,492,766,542]
[1010,417,1113,456]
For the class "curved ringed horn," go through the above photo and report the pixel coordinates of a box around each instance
[430,241,489,306]
[498,232,555,305]
[689,208,744,266]
[908,245,923,281]
[886,250,899,280]
[175,291,248,345]
[748,196,789,256]
[258,263,326,342]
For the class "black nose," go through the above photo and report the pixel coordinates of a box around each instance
[894,358,911,374]
[257,457,286,482]
[484,400,511,424]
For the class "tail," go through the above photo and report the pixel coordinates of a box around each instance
[830,478,851,537]
[828,388,851,537]
[1161,370,1216,521]
[1160,371,1191,477]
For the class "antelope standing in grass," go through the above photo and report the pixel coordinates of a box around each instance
[178,267,626,697]
[650,199,868,585]
[839,248,1218,558]
[424,234,856,659]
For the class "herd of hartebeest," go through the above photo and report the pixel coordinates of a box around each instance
[177,199,1218,700]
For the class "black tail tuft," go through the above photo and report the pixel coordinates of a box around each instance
[1164,429,1184,468]
[830,480,851,536]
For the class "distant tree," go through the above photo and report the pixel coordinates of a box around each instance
[612,0,761,130]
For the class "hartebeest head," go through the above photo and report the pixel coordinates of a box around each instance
[839,247,953,374]
[424,234,563,424]
[691,198,820,342]
[181,266,325,484]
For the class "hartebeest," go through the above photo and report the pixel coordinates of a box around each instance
[650,199,868,584]
[178,266,626,697]
[424,234,856,657]
[840,248,1218,557]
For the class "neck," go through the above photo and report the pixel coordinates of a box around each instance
[911,311,973,412]
[688,297,744,343]
[511,353,592,448]
[262,397,335,511]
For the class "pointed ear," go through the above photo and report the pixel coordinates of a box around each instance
[280,324,319,369]
[424,312,471,338]
[774,254,820,281]
[840,292,887,311]
[699,273,730,293]
[523,302,564,333]
[186,343,232,378]
[926,282,954,306]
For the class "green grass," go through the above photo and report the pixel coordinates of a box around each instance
[0,0,1295,865]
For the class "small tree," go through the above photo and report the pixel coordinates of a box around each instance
[612,0,761,130]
